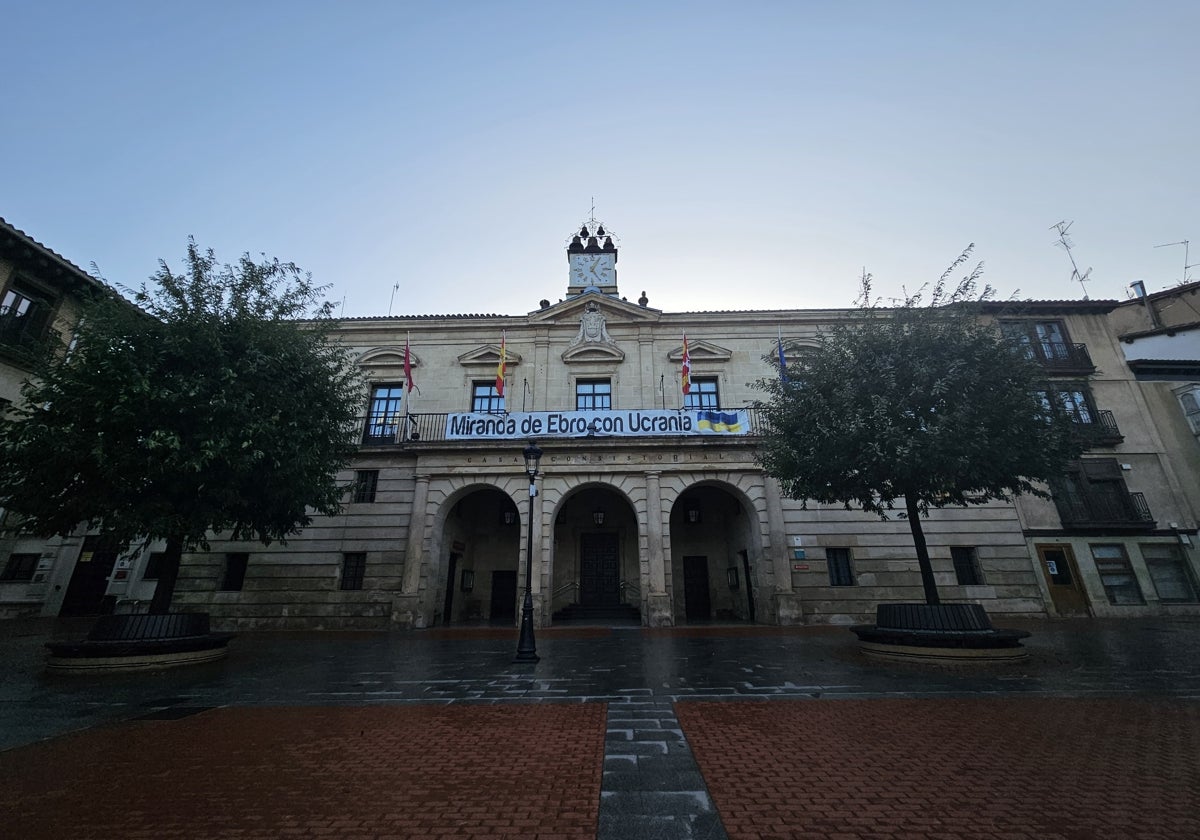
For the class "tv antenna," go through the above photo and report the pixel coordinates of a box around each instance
[1154,240,1196,285]
[388,282,400,316]
[1051,221,1092,299]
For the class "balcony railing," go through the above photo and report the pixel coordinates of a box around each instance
[1055,489,1154,529]
[1034,341,1095,374]
[1076,409,1123,446]
[0,306,58,363]
[360,406,769,445]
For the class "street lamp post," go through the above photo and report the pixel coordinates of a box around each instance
[514,440,543,663]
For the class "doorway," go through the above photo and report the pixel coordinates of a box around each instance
[1036,544,1090,617]
[490,570,517,625]
[683,556,712,621]
[60,536,119,617]
[580,532,620,606]
[442,552,460,625]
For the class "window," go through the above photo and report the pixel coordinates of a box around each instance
[0,281,52,347]
[219,553,249,592]
[1001,319,1092,372]
[951,547,984,586]
[684,376,719,410]
[1176,385,1200,434]
[826,547,854,586]
[1141,543,1198,603]
[1090,544,1144,605]
[471,382,504,413]
[353,470,379,503]
[143,552,165,580]
[576,379,611,410]
[1,553,38,582]
[364,385,405,443]
[1035,386,1094,424]
[341,553,366,591]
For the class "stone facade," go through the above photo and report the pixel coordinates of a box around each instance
[4,220,1199,627]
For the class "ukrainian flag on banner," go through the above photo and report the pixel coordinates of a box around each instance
[696,410,744,434]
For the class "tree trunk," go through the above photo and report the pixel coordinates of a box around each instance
[905,494,941,605]
[148,534,184,614]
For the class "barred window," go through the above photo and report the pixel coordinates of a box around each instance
[1,553,38,582]
[353,470,379,503]
[341,553,366,591]
[1090,544,1144,605]
[219,553,248,592]
[826,547,854,586]
[951,547,984,586]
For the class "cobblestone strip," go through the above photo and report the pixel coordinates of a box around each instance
[599,699,729,840]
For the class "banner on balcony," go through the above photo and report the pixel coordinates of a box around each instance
[444,409,751,440]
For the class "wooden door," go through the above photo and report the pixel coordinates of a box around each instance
[1036,544,1090,617]
[683,556,712,621]
[580,533,620,606]
[489,570,517,625]
[60,537,119,616]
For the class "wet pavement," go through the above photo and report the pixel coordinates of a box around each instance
[2,617,1199,838]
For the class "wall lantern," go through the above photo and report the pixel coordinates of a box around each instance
[502,509,516,526]
[460,569,475,593]
[727,567,739,589]
[593,509,605,526]
[687,506,701,524]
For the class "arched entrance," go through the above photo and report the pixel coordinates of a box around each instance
[437,486,521,625]
[550,485,640,624]
[670,484,760,624]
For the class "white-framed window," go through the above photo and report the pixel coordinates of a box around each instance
[576,379,612,410]
[685,376,720,410]
[1175,384,1200,435]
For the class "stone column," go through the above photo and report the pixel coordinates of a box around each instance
[393,473,430,628]
[765,476,803,625]
[531,476,547,627]
[644,470,673,626]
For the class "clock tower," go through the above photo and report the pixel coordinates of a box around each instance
[566,221,618,297]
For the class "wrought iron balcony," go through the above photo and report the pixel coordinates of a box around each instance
[0,306,59,365]
[360,406,768,445]
[1054,489,1154,529]
[1033,341,1095,375]
[1076,409,1124,446]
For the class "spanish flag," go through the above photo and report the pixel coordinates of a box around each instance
[495,331,506,398]
[681,333,691,395]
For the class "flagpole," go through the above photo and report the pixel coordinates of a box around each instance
[404,331,412,441]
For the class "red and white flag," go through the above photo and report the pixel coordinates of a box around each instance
[404,335,415,393]
[495,331,507,398]
[681,334,691,395]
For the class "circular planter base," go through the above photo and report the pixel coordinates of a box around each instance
[46,644,229,674]
[858,639,1029,663]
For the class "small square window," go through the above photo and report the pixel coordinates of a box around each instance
[143,552,165,581]
[1,553,38,582]
[576,379,612,410]
[826,547,855,586]
[951,547,984,586]
[353,470,379,503]
[341,553,366,591]
[220,553,249,592]
[472,382,504,413]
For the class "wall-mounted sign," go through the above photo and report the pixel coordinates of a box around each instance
[444,409,750,440]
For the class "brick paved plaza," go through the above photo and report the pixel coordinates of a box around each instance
[2,619,1199,839]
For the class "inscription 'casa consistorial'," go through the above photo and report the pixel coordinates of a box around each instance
[445,409,750,440]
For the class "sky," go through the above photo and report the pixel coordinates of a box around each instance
[2,1,1197,317]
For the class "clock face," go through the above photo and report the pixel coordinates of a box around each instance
[569,254,616,286]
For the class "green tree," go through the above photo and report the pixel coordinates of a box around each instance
[754,249,1085,606]
[0,240,363,613]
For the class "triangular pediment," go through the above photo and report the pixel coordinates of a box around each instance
[667,340,733,363]
[529,291,660,326]
[562,342,626,364]
[458,344,523,368]
[357,345,422,369]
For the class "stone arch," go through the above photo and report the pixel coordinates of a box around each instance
[544,479,641,623]
[662,475,771,624]
[424,476,525,626]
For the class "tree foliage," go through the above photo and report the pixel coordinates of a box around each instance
[0,240,363,611]
[754,248,1086,604]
